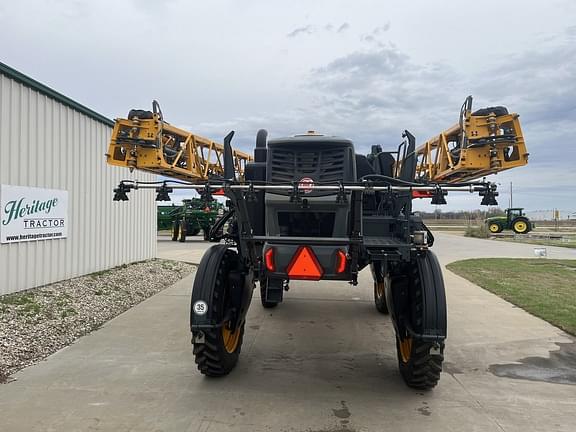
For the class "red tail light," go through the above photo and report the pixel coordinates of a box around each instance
[412,190,434,199]
[336,250,347,273]
[287,246,323,280]
[264,248,275,272]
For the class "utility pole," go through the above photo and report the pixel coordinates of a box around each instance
[509,181,513,208]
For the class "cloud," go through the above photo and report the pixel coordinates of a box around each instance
[286,25,314,38]
[307,45,459,145]
[373,23,390,34]
[286,22,350,38]
[361,23,391,46]
[365,23,390,37]
[310,26,575,132]
[297,28,575,210]
[314,46,407,80]
[471,32,576,128]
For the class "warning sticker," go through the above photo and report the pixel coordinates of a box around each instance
[298,177,314,194]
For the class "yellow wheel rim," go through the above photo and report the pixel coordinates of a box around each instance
[375,281,385,299]
[514,221,527,233]
[489,224,500,233]
[222,323,241,353]
[399,338,412,363]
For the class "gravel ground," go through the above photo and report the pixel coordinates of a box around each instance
[0,259,195,383]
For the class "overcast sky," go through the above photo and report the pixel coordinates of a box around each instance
[1,0,575,212]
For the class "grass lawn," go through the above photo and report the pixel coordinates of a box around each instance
[446,259,576,335]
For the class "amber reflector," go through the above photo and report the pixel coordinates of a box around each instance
[287,246,323,280]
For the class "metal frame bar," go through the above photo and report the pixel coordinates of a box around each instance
[118,179,492,194]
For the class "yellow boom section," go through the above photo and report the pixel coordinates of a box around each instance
[106,104,252,181]
[415,97,528,183]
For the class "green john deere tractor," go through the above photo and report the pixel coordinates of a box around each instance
[157,198,223,242]
[486,208,533,234]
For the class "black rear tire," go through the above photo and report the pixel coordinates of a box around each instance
[396,337,444,390]
[472,106,508,116]
[374,279,389,314]
[178,221,187,242]
[171,220,179,241]
[394,252,445,390]
[192,248,245,376]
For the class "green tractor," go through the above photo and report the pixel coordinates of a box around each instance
[157,198,223,242]
[486,208,533,234]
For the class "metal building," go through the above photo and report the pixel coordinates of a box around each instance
[0,62,156,295]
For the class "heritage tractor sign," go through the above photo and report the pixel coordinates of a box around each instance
[0,185,68,244]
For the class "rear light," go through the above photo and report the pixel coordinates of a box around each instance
[336,250,347,273]
[287,246,323,280]
[264,248,275,272]
[412,190,434,199]
[213,188,225,195]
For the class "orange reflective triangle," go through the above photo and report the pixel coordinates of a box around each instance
[287,246,323,280]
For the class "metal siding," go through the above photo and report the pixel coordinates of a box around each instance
[0,73,157,295]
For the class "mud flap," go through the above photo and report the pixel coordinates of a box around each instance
[263,278,283,303]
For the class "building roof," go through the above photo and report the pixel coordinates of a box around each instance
[0,61,114,127]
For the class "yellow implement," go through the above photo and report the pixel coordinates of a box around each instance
[106,101,252,181]
[415,96,528,183]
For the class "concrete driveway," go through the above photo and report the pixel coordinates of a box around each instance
[1,234,575,431]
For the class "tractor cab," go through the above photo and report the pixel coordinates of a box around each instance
[506,208,525,220]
